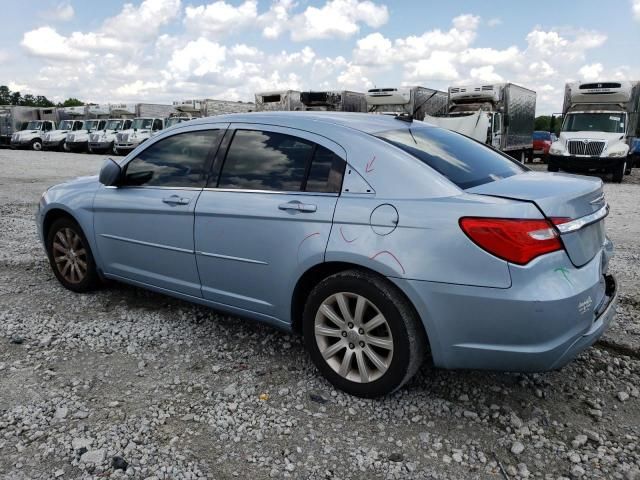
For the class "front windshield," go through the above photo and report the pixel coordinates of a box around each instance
[562,113,626,133]
[59,120,73,130]
[132,118,153,130]
[106,120,123,130]
[84,120,100,131]
[376,126,525,190]
[25,121,42,130]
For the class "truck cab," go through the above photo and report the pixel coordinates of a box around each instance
[10,120,56,151]
[113,117,164,154]
[65,119,107,152]
[43,119,85,151]
[88,118,133,154]
[549,81,637,182]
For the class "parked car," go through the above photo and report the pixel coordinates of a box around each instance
[36,112,617,397]
[533,130,554,162]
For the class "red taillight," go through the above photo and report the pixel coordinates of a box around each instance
[459,217,563,265]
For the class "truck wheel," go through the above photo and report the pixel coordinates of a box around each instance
[612,161,626,183]
[624,157,632,175]
[112,145,119,156]
[62,141,70,152]
[527,149,533,163]
[30,139,43,151]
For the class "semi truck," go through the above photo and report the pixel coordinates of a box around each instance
[89,104,136,154]
[365,86,448,121]
[64,104,111,152]
[113,103,176,154]
[0,106,40,147]
[255,91,303,111]
[424,83,537,162]
[300,90,367,112]
[548,80,639,182]
[43,107,88,151]
[10,107,60,151]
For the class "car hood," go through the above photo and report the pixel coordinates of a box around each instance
[51,175,100,191]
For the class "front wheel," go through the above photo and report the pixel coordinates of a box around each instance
[30,139,42,151]
[612,161,626,183]
[303,270,427,397]
[46,217,99,292]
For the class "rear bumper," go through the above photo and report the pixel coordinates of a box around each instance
[549,154,624,171]
[392,250,617,372]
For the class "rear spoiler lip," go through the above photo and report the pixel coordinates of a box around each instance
[555,204,609,234]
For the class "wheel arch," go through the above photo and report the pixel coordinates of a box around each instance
[42,207,80,245]
[290,261,431,353]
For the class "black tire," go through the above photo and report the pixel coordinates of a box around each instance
[30,138,43,151]
[302,269,427,398]
[548,164,559,172]
[612,160,626,183]
[46,217,99,293]
[624,157,632,175]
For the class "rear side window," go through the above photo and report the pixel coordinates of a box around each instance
[376,127,525,190]
[124,129,222,187]
[306,145,345,193]
[218,130,313,191]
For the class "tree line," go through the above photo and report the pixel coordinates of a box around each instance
[534,115,562,135]
[0,85,84,108]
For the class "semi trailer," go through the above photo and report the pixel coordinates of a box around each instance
[365,86,448,120]
[548,80,639,182]
[300,91,367,112]
[255,91,303,111]
[424,83,537,162]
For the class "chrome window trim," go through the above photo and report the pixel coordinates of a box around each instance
[556,204,609,234]
[201,187,339,197]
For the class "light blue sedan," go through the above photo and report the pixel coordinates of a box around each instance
[36,112,617,397]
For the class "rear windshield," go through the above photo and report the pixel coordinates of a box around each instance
[533,131,551,140]
[376,126,526,189]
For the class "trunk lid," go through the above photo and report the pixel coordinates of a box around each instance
[468,171,607,267]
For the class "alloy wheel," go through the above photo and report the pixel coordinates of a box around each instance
[52,227,88,284]
[314,292,394,383]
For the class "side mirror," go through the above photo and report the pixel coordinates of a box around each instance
[99,158,122,187]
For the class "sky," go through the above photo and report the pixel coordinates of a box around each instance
[0,0,638,115]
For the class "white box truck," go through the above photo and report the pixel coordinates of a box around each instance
[548,80,639,182]
[255,91,303,111]
[366,86,448,120]
[10,108,60,151]
[64,104,110,152]
[89,104,136,154]
[113,103,177,154]
[425,83,537,162]
[43,107,88,151]
[0,106,40,147]
[300,91,367,112]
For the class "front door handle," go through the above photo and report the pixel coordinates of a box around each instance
[162,195,190,206]
[278,201,317,213]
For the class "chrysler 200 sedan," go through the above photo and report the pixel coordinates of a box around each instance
[36,112,617,397]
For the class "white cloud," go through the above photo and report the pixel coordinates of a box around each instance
[487,17,502,27]
[102,0,181,40]
[288,0,389,41]
[167,38,227,77]
[469,65,503,83]
[184,0,257,36]
[633,0,640,20]
[116,80,166,97]
[529,61,555,78]
[260,0,294,39]
[578,63,604,80]
[46,2,74,21]
[21,27,88,61]
[353,32,394,66]
[405,51,459,82]
[458,46,521,66]
[230,44,261,58]
[337,64,373,89]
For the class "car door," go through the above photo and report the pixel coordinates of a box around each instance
[194,124,346,322]
[93,125,227,297]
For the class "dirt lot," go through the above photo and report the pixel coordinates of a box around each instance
[0,149,638,480]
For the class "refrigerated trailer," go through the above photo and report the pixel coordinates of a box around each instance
[204,99,255,116]
[425,83,537,162]
[300,91,367,112]
[255,91,303,111]
[0,106,40,146]
[548,80,640,182]
[365,86,448,120]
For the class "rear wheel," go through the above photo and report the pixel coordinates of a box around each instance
[46,217,99,292]
[30,139,42,151]
[303,270,427,397]
[612,161,626,183]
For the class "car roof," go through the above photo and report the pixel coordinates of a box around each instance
[186,111,428,134]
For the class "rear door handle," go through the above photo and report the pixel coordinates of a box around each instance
[162,195,190,206]
[278,201,317,213]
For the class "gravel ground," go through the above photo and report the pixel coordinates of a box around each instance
[0,149,638,480]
